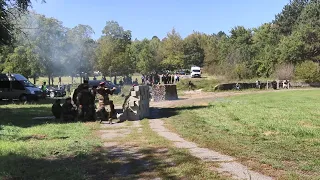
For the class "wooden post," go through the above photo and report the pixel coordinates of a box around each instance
[267,81,269,89]
[277,80,280,89]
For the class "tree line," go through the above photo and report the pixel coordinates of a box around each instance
[1,0,320,83]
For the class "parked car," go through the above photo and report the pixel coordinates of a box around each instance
[176,71,186,75]
[0,73,43,102]
[38,85,66,98]
[88,80,121,95]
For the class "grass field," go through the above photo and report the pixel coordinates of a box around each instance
[0,98,226,179]
[0,103,102,179]
[164,90,320,179]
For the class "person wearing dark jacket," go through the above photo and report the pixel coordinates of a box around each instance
[62,97,77,122]
[52,99,62,119]
[77,83,93,121]
[89,86,97,121]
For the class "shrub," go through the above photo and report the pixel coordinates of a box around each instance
[176,78,219,92]
[274,63,294,80]
[234,63,253,80]
[295,61,320,82]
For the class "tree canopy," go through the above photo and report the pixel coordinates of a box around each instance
[1,0,320,82]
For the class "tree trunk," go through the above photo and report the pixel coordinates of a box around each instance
[114,76,117,85]
[48,75,51,86]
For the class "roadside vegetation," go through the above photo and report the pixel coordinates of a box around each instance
[164,90,320,179]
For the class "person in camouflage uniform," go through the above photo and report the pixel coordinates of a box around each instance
[62,97,77,122]
[122,85,135,110]
[96,82,116,124]
[51,99,62,119]
[77,82,94,121]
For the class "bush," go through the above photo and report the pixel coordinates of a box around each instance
[176,78,219,92]
[274,63,294,80]
[295,61,320,82]
[234,63,253,80]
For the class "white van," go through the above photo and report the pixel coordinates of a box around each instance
[190,66,201,78]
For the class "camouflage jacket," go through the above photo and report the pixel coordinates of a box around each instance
[96,86,115,105]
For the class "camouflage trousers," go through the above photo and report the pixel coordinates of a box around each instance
[97,100,115,121]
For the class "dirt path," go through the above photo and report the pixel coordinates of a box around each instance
[149,119,273,180]
[99,121,157,179]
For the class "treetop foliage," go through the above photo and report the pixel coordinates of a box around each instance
[1,0,320,82]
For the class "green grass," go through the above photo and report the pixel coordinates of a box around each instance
[0,103,101,179]
[176,78,220,92]
[163,89,320,179]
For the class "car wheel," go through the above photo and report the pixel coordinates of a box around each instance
[19,94,28,103]
[50,92,55,98]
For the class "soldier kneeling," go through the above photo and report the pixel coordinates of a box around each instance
[62,97,77,122]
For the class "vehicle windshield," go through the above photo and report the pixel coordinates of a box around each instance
[20,80,36,87]
[192,70,201,72]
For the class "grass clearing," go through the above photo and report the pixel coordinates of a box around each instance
[163,89,320,179]
[0,103,102,179]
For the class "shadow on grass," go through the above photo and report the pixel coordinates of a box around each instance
[0,98,58,105]
[0,106,70,128]
[149,105,209,119]
[0,146,187,180]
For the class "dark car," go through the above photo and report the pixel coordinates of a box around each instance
[88,80,121,95]
[38,85,66,98]
[176,71,186,75]
[0,73,42,102]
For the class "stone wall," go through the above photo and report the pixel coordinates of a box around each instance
[214,81,320,91]
[289,82,320,88]
[151,84,178,102]
[118,85,150,121]
[214,83,267,91]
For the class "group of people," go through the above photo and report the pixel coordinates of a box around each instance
[141,74,161,85]
[161,74,180,84]
[140,73,180,86]
[51,80,117,124]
